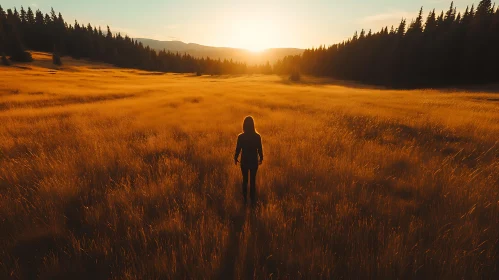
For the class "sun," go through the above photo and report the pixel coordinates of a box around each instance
[231,19,278,52]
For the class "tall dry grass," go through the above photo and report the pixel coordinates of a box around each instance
[0,53,498,279]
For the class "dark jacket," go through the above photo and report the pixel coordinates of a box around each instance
[234,132,263,167]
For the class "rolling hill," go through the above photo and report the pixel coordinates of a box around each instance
[135,38,303,65]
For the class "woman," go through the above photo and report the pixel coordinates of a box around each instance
[234,116,263,206]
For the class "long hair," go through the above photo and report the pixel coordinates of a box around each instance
[243,116,256,134]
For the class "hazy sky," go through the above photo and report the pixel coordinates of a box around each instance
[2,0,477,50]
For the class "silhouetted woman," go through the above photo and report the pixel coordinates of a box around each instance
[234,116,263,206]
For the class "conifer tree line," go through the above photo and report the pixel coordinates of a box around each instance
[275,0,499,87]
[0,5,273,74]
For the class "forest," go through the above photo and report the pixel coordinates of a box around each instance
[275,0,499,87]
[0,5,272,75]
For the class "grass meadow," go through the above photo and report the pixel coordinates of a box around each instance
[0,53,498,279]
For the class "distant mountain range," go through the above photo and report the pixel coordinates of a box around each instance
[135,38,303,65]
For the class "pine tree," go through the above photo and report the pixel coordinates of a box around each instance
[3,8,31,62]
[425,9,437,33]
[0,5,6,53]
[26,7,34,25]
[0,8,9,67]
[106,25,112,39]
[13,8,20,26]
[0,14,8,65]
[8,33,32,62]
[50,8,57,22]
[20,6,26,24]
[476,0,493,16]
[445,2,456,23]
[397,18,406,35]
[359,29,366,39]
[408,7,424,33]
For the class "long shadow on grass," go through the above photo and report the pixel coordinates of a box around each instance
[216,207,248,279]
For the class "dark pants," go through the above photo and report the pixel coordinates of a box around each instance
[241,164,258,204]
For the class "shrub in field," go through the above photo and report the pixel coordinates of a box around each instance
[8,37,33,62]
[1,53,10,66]
[289,69,301,82]
[10,50,33,62]
[53,52,62,66]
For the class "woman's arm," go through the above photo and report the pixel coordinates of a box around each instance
[258,135,263,163]
[234,135,241,164]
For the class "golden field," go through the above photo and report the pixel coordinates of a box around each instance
[0,52,498,279]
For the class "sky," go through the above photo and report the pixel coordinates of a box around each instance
[2,0,478,50]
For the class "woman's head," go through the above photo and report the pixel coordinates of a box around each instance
[243,116,256,133]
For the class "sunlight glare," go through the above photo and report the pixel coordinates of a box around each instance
[231,19,279,52]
